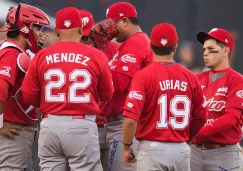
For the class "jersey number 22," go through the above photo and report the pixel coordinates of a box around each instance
[44,69,91,103]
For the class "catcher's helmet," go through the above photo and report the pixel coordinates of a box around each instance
[4,3,50,53]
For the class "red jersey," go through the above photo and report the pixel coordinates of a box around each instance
[104,32,154,116]
[0,40,38,125]
[193,67,243,144]
[21,41,114,116]
[102,41,119,61]
[123,62,207,142]
[97,41,119,125]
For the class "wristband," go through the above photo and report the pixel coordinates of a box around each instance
[123,141,133,147]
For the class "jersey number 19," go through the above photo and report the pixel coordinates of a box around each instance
[157,94,191,129]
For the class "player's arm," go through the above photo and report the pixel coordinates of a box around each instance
[112,47,144,93]
[122,72,145,165]
[0,50,22,137]
[21,55,40,107]
[0,49,20,124]
[0,79,9,127]
[190,78,207,140]
[0,82,22,138]
[97,54,114,102]
[199,81,243,136]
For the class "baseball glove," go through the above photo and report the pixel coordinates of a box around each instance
[87,18,119,50]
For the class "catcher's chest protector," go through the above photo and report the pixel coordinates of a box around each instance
[0,40,30,73]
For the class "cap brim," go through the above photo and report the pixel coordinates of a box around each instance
[197,31,212,44]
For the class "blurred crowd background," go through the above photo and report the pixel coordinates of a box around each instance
[0,0,242,170]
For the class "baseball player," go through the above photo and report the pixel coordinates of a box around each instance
[103,2,154,171]
[191,28,243,171]
[122,22,207,171]
[0,3,50,170]
[79,9,119,171]
[21,7,114,171]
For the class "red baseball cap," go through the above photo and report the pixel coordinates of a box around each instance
[56,7,82,29]
[79,10,95,36]
[197,28,234,51]
[150,22,179,47]
[106,2,137,21]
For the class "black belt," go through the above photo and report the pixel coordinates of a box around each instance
[194,143,226,149]
[107,114,124,123]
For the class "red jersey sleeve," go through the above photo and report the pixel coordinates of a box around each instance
[123,72,146,121]
[0,49,20,86]
[192,77,208,119]
[21,55,40,106]
[113,46,144,77]
[225,81,243,118]
[0,79,9,102]
[97,54,114,102]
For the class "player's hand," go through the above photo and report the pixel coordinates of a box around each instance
[123,146,136,166]
[0,122,22,139]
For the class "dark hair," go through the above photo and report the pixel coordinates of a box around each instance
[5,5,20,38]
[127,17,139,26]
[6,31,20,38]
[204,36,232,58]
[150,44,174,56]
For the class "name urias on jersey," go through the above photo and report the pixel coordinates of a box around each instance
[46,53,90,65]
[159,80,188,91]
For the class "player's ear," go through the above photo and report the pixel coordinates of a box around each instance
[172,43,178,53]
[54,27,59,37]
[79,26,83,35]
[123,17,129,27]
[223,46,230,57]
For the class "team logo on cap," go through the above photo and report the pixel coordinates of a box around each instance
[82,17,89,27]
[209,28,217,33]
[160,38,168,46]
[119,13,124,17]
[64,20,71,28]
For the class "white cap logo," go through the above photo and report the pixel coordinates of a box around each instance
[106,8,109,17]
[225,39,228,43]
[119,13,124,17]
[82,17,89,27]
[64,20,71,28]
[209,28,218,33]
[160,38,168,46]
